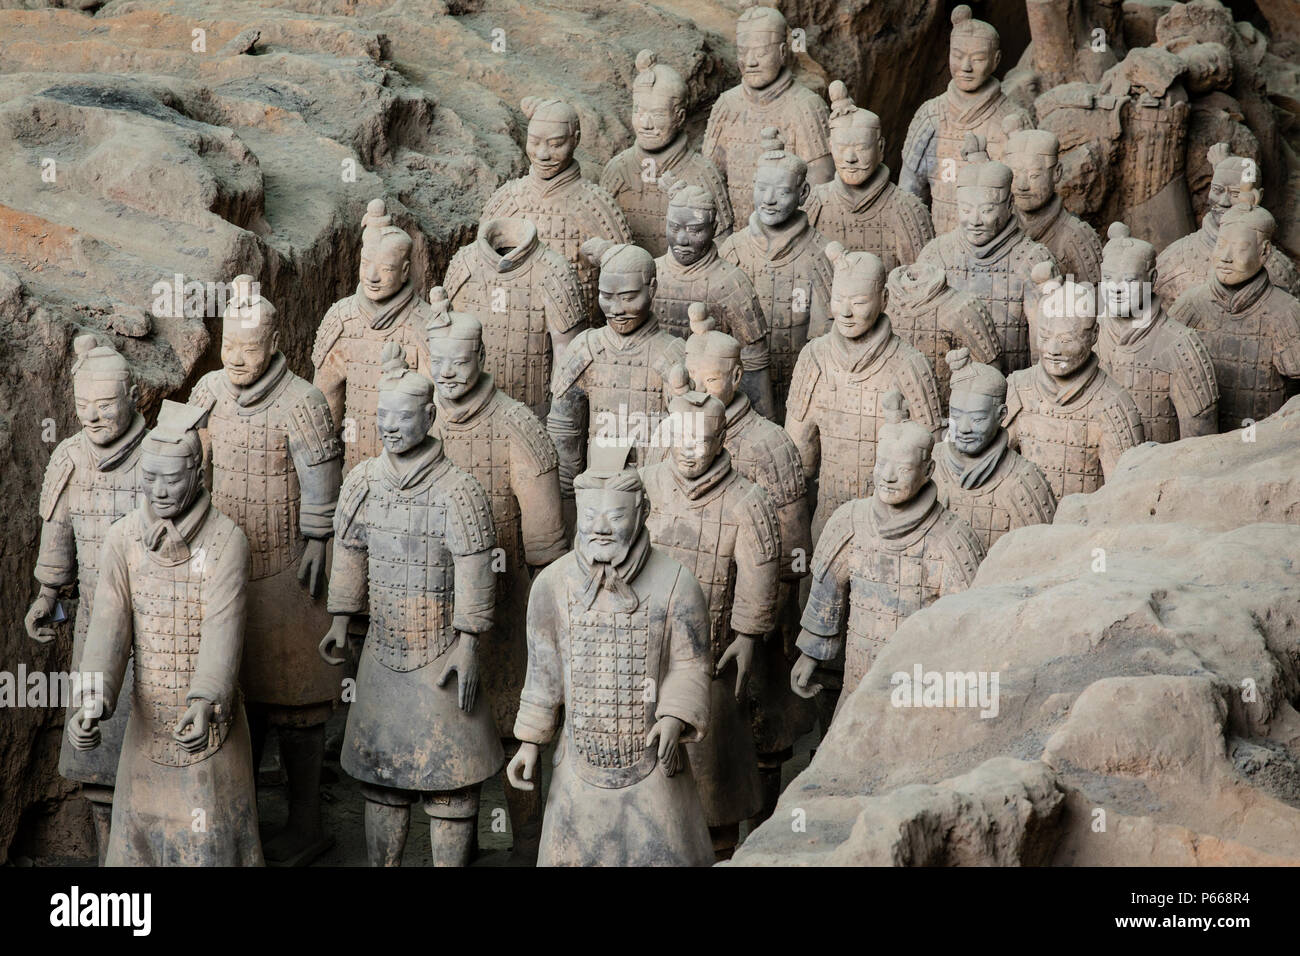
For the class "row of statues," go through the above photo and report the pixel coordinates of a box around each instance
[26,0,1300,866]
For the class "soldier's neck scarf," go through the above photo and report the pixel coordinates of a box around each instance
[1100,304,1161,348]
[941,430,1008,490]
[667,240,720,277]
[382,436,444,491]
[1017,195,1063,243]
[637,130,689,172]
[672,448,732,501]
[437,373,495,424]
[227,350,288,408]
[945,78,1002,128]
[478,219,539,274]
[831,313,893,374]
[575,526,651,613]
[528,158,581,198]
[143,488,210,564]
[871,479,938,540]
[961,214,1021,267]
[1210,268,1270,315]
[747,209,811,262]
[724,391,752,431]
[355,279,416,331]
[1036,354,1099,407]
[832,164,890,214]
[743,66,794,107]
[602,315,658,352]
[89,413,147,473]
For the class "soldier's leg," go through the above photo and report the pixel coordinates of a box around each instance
[753,746,793,826]
[264,708,332,866]
[82,784,114,867]
[500,738,541,864]
[361,783,413,867]
[710,823,741,861]
[247,703,270,782]
[424,783,480,868]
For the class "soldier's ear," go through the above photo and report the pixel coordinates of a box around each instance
[269,329,281,354]
[730,364,743,388]
[779,42,789,62]
[400,259,410,282]
[127,382,140,409]
[923,457,935,480]
[1259,237,1272,261]
[992,48,1002,72]
[672,104,686,130]
[799,180,811,205]
[1052,162,1063,186]
[647,276,657,300]
[997,402,1008,423]
[571,126,581,148]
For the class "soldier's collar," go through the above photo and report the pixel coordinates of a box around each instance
[742,66,794,107]
[832,163,890,213]
[1035,354,1100,406]
[887,264,947,309]
[574,527,651,612]
[1100,304,1162,348]
[944,77,1002,125]
[671,447,732,502]
[941,430,1008,491]
[88,412,147,472]
[746,209,811,261]
[437,373,496,424]
[637,130,689,170]
[223,350,289,408]
[381,436,445,490]
[142,488,211,563]
[667,242,720,275]
[528,159,581,196]
[1017,195,1063,243]
[477,219,539,273]
[870,480,939,541]
[960,215,1021,265]
[831,313,893,373]
[601,316,659,351]
[1210,268,1270,315]
[724,391,752,430]
[354,279,416,331]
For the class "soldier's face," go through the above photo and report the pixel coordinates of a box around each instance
[74,377,135,446]
[360,240,410,302]
[1213,222,1265,286]
[830,271,884,339]
[1037,314,1097,378]
[671,410,724,479]
[633,89,683,152]
[1206,173,1249,226]
[831,125,883,187]
[686,355,742,406]
[948,389,1005,456]
[598,271,655,334]
[666,205,715,266]
[754,167,807,227]
[576,487,643,564]
[957,186,1011,246]
[430,336,482,401]
[873,439,931,505]
[221,319,279,387]
[1099,256,1153,320]
[140,451,201,519]
[737,33,786,89]
[1008,153,1057,212]
[377,391,434,454]
[526,118,577,180]
[949,36,999,92]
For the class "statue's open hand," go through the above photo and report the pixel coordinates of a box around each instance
[297,538,328,597]
[717,635,756,702]
[790,653,823,699]
[25,591,58,644]
[506,742,540,792]
[173,699,213,753]
[647,715,686,777]
[319,617,348,666]
[437,634,479,713]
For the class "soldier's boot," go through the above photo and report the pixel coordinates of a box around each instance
[710,823,740,862]
[362,785,411,867]
[502,739,542,865]
[751,750,788,826]
[264,722,333,866]
[426,783,480,868]
[83,785,114,866]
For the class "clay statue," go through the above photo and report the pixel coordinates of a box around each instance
[1003,117,1103,284]
[654,173,773,418]
[548,238,685,502]
[792,390,985,700]
[886,260,1002,408]
[188,277,343,866]
[786,244,943,541]
[69,400,261,866]
[481,96,633,321]
[900,5,1032,236]
[441,216,588,420]
[916,133,1056,373]
[28,334,146,862]
[1155,145,1300,305]
[427,300,568,863]
[718,127,832,417]
[313,198,436,474]
[506,443,715,867]
[702,0,833,226]
[641,389,781,859]
[601,50,733,257]
[678,306,814,822]
[1169,195,1300,432]
[319,344,502,867]
[1002,0,1123,108]
[1006,265,1145,499]
[1095,224,1219,443]
[932,348,1057,552]
[805,81,934,274]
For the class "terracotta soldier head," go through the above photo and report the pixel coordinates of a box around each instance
[71,334,138,448]
[220,275,279,387]
[360,199,413,303]
[948,5,1001,93]
[426,287,485,401]
[1214,193,1273,287]
[632,50,687,152]
[662,173,719,268]
[826,241,886,340]
[956,134,1015,246]
[581,237,657,334]
[572,443,646,568]
[683,302,743,405]
[1003,118,1061,218]
[945,348,1007,458]
[753,127,809,228]
[874,390,935,506]
[736,0,789,92]
[826,80,884,188]
[140,400,207,519]
[1179,41,1233,95]
[667,389,727,480]
[1205,144,1261,229]
[1033,261,1098,378]
[376,342,436,455]
[522,96,581,181]
[1099,223,1157,321]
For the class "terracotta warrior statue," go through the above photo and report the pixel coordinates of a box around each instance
[1169,195,1300,432]
[678,306,813,823]
[900,5,1031,235]
[1095,224,1219,443]
[932,348,1057,553]
[601,50,733,257]
[320,344,501,867]
[703,0,832,226]
[548,238,685,503]
[655,173,773,418]
[427,300,568,863]
[70,400,261,866]
[1155,145,1300,305]
[506,444,714,867]
[188,278,343,866]
[792,391,985,701]
[805,81,933,274]
[916,134,1056,373]
[641,389,781,859]
[28,334,146,862]
[481,96,632,320]
[442,216,587,420]
[313,198,435,474]
[886,260,1002,408]
[786,244,943,541]
[718,127,832,417]
[1003,117,1103,284]
[1006,265,1145,499]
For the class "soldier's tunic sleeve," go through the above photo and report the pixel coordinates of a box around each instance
[796,501,855,662]
[547,332,594,497]
[724,278,771,373]
[513,567,564,745]
[444,472,498,636]
[936,514,985,597]
[791,90,833,170]
[759,431,811,580]
[784,346,822,479]
[806,244,835,340]
[896,345,945,436]
[327,467,370,615]
[1098,389,1145,480]
[893,188,936,266]
[1167,326,1219,439]
[598,153,628,200]
[899,99,939,203]
[187,523,251,719]
[729,484,782,638]
[540,258,588,337]
[80,522,134,718]
[658,563,713,742]
[34,441,78,589]
[699,154,735,240]
[504,403,568,566]
[702,96,733,189]
[1003,374,1026,450]
[1270,298,1300,380]
[311,303,348,434]
[287,385,345,539]
[188,373,219,488]
[944,292,1003,367]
